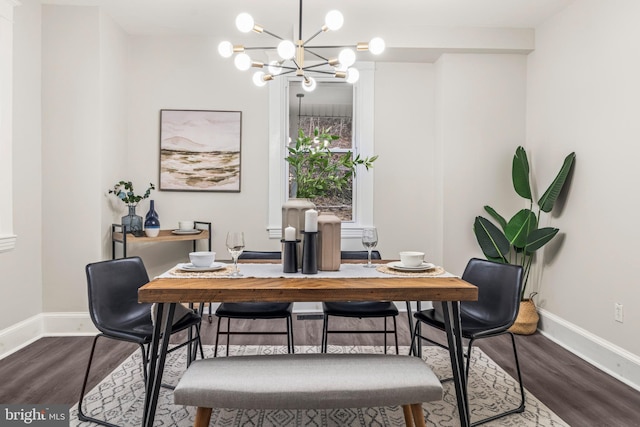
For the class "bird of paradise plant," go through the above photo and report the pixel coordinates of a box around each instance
[473,146,576,299]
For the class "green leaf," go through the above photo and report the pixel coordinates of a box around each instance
[484,205,507,230]
[525,227,559,252]
[473,216,510,261]
[512,146,532,200]
[538,152,576,213]
[505,209,537,249]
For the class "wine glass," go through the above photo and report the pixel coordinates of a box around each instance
[226,231,245,277]
[362,227,378,268]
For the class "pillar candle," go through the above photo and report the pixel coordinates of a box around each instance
[284,225,296,241]
[304,209,318,232]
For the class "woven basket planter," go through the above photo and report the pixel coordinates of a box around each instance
[509,298,539,335]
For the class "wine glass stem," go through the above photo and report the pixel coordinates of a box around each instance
[233,256,238,274]
[367,249,372,267]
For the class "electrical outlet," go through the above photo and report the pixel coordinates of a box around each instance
[614,303,624,323]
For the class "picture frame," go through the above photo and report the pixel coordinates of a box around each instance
[159,109,242,192]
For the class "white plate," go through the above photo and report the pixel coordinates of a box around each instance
[387,261,436,271]
[177,262,227,272]
[171,229,203,235]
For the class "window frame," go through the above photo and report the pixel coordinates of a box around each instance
[267,62,375,239]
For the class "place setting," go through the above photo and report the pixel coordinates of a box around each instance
[167,251,230,277]
[377,250,445,277]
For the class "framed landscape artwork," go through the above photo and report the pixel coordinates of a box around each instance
[159,109,242,192]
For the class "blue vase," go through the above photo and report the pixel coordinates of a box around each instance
[144,200,160,237]
[122,205,144,236]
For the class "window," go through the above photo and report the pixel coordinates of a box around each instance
[267,63,375,239]
[288,82,355,220]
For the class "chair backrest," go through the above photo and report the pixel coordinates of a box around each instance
[238,251,281,260]
[460,258,524,329]
[85,256,151,333]
[341,250,382,260]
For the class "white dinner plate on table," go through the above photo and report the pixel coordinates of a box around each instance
[171,229,203,235]
[177,262,227,272]
[387,261,435,271]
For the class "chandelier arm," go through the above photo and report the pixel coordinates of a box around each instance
[243,46,280,50]
[302,29,324,46]
[262,29,286,41]
[304,49,329,62]
[302,62,331,70]
[305,45,358,49]
[301,69,337,75]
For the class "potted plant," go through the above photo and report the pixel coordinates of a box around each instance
[473,146,575,334]
[108,180,155,236]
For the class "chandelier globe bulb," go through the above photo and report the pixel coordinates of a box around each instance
[338,48,356,68]
[218,41,234,58]
[234,53,252,71]
[369,37,385,55]
[236,13,255,33]
[268,60,283,75]
[302,77,317,92]
[277,40,296,60]
[346,67,360,84]
[252,71,268,87]
[325,10,344,31]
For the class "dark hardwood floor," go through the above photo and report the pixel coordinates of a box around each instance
[1,313,639,426]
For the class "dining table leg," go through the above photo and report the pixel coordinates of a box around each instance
[442,301,470,427]
[143,302,176,427]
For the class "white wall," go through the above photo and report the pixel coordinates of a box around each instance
[41,5,102,312]
[527,0,640,356]
[0,0,42,334]
[436,54,528,275]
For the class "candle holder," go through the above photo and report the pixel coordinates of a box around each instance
[281,239,300,273]
[301,231,318,274]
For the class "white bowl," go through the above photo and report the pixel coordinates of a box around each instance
[189,251,216,267]
[399,251,425,267]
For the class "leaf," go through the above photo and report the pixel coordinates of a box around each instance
[525,227,559,253]
[538,152,576,212]
[484,205,507,230]
[505,209,537,249]
[473,216,510,261]
[512,146,532,200]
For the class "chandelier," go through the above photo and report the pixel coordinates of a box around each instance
[217,0,385,92]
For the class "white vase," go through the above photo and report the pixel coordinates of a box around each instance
[317,213,341,271]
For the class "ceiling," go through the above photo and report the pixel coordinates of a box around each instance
[42,0,575,36]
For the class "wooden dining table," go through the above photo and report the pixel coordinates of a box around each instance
[138,263,478,427]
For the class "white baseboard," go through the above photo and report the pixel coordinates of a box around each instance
[538,308,640,391]
[0,314,44,360]
[0,312,97,360]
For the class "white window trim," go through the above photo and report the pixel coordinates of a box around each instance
[0,0,19,253]
[267,62,375,239]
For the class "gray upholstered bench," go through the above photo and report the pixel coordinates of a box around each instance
[174,353,442,427]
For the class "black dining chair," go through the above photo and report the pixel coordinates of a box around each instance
[79,256,203,427]
[409,257,525,426]
[321,250,400,354]
[213,251,295,357]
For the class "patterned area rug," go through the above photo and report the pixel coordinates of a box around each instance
[70,345,568,426]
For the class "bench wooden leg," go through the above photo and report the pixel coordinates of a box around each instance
[402,404,414,427]
[410,403,426,427]
[194,407,212,427]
